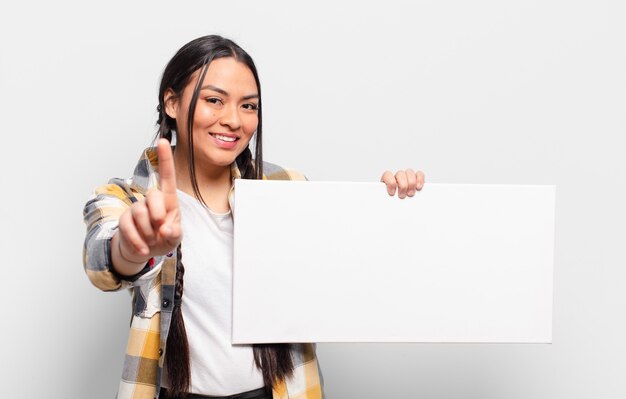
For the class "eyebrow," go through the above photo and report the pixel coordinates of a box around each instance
[200,84,259,100]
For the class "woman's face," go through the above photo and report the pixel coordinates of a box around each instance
[166,57,259,170]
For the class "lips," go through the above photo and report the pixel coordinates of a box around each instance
[209,132,240,149]
[210,132,239,142]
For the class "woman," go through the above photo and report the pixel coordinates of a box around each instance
[83,35,425,399]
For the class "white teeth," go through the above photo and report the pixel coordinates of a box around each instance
[213,134,237,142]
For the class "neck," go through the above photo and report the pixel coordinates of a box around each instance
[173,147,233,212]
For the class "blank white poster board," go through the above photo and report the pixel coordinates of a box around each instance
[232,181,555,344]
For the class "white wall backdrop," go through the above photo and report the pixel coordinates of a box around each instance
[1,1,624,398]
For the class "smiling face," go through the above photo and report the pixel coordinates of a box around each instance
[165,57,260,172]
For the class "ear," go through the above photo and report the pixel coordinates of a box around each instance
[163,88,179,120]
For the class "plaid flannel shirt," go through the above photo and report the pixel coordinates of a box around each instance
[83,147,325,399]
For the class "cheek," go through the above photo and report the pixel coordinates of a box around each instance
[242,115,259,136]
[193,106,219,128]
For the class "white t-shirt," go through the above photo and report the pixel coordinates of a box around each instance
[162,189,265,395]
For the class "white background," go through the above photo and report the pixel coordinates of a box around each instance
[1,0,624,398]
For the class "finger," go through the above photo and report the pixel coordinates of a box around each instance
[160,209,182,247]
[405,168,417,197]
[416,170,425,190]
[146,189,166,230]
[119,210,150,256]
[131,202,157,246]
[380,170,396,196]
[395,171,409,199]
[157,138,178,212]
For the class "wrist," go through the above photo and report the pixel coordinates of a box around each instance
[117,238,149,265]
[111,233,151,277]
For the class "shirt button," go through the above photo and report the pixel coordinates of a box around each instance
[158,348,163,356]
[166,252,173,257]
[162,299,170,308]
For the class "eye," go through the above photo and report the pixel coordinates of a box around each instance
[205,97,223,106]
[242,103,259,111]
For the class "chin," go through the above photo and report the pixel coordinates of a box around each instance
[200,145,248,168]
[205,153,239,167]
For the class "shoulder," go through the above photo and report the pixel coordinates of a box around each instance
[88,147,159,206]
[262,161,308,181]
[129,146,160,194]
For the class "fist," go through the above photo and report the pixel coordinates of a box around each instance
[116,139,182,265]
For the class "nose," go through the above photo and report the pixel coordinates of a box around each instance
[219,104,241,131]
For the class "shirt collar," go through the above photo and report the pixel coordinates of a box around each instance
[128,146,160,195]
[132,145,243,196]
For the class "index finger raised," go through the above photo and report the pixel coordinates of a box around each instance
[157,138,178,210]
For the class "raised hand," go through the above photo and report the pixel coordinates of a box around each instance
[111,139,182,276]
[380,169,425,199]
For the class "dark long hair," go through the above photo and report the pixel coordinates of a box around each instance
[155,35,293,398]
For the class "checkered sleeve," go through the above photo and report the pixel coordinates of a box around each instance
[272,343,324,399]
[263,162,309,182]
[82,178,162,292]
